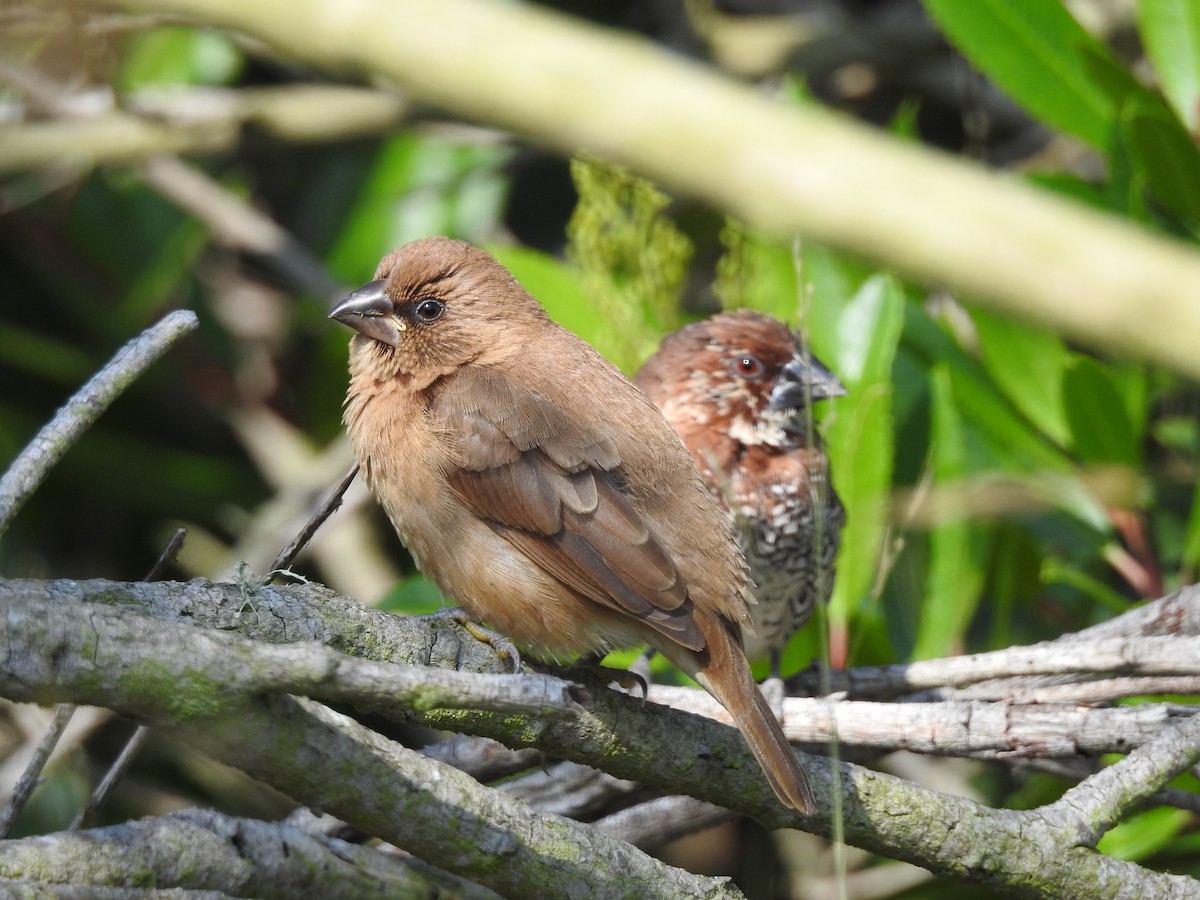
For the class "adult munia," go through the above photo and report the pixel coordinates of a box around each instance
[636,311,845,684]
[331,236,814,812]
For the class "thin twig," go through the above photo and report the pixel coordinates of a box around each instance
[144,527,188,582]
[595,794,738,849]
[0,704,75,838]
[69,726,150,831]
[269,463,360,574]
[0,310,199,538]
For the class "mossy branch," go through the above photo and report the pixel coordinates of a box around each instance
[1,577,1198,897]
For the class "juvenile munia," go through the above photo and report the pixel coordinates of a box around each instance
[331,237,815,811]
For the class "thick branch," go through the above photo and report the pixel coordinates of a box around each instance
[1,577,1197,896]
[0,808,496,898]
[649,686,1192,759]
[183,697,744,899]
[66,0,1200,382]
[3,578,1190,765]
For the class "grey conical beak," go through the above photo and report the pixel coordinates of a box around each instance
[767,353,847,411]
[330,279,402,347]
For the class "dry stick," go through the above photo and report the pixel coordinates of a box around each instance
[0,704,75,838]
[69,727,151,831]
[143,527,189,583]
[595,794,737,850]
[70,528,189,830]
[269,463,360,574]
[0,310,199,538]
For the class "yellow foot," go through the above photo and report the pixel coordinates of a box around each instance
[425,607,521,673]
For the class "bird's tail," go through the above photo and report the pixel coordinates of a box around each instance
[663,614,815,813]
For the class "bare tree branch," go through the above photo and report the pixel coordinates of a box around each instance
[0,704,74,839]
[1,577,1197,896]
[596,795,738,851]
[782,637,1200,699]
[0,807,502,898]
[0,310,198,537]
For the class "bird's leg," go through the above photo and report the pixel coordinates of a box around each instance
[423,607,522,673]
[759,650,787,721]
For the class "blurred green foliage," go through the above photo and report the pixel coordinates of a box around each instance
[3,0,1200,888]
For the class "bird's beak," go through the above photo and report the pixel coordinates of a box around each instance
[329,279,402,348]
[767,354,847,411]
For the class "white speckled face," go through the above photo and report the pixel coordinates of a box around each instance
[726,406,794,448]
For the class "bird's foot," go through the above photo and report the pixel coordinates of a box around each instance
[425,607,521,673]
[570,652,648,699]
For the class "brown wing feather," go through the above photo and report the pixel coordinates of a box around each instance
[435,367,702,652]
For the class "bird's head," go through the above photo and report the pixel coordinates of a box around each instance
[330,236,548,379]
[637,310,845,448]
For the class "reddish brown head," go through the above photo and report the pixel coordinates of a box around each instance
[636,310,844,450]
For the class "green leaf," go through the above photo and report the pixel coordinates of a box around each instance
[823,275,905,624]
[1119,94,1200,227]
[914,365,989,659]
[118,28,242,90]
[1179,471,1200,578]
[904,304,1069,474]
[378,574,444,615]
[1062,355,1140,466]
[1139,0,1200,131]
[1040,557,1132,614]
[1097,806,1193,861]
[921,0,1117,150]
[985,526,1042,649]
[326,134,512,285]
[970,307,1071,447]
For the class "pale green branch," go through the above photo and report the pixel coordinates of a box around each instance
[58,0,1200,382]
[0,84,407,175]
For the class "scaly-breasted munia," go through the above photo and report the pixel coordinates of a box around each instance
[636,311,845,682]
[331,237,814,811]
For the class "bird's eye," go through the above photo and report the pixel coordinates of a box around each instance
[413,298,445,323]
[733,355,763,378]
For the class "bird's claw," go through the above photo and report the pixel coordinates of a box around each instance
[570,653,649,700]
[426,607,522,673]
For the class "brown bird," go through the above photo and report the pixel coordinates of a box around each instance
[636,311,845,686]
[331,236,814,812]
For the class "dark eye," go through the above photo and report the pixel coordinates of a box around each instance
[733,354,763,378]
[413,298,445,323]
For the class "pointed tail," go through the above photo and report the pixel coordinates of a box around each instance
[663,613,815,813]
